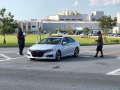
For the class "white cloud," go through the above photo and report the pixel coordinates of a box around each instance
[90,0,120,6]
[72,1,81,6]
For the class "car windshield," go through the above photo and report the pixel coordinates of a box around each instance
[39,38,62,44]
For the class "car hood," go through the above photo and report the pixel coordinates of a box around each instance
[29,44,58,50]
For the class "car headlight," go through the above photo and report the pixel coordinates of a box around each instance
[28,49,32,52]
[45,49,56,53]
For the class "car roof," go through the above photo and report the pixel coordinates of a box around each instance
[45,36,71,38]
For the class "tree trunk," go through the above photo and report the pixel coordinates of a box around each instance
[3,34,6,44]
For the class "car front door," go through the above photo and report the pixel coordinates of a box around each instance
[61,37,69,57]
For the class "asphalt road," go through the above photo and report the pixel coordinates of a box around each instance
[0,44,120,90]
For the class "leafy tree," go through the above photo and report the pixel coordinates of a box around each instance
[39,29,44,33]
[83,27,90,35]
[66,26,72,35]
[0,8,18,43]
[55,28,62,34]
[96,15,117,36]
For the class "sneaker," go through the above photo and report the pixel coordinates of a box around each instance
[20,53,24,55]
[99,55,103,58]
[93,55,97,57]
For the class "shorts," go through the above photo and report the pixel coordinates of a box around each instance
[96,46,103,51]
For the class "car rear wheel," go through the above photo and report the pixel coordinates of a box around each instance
[56,51,61,61]
[73,48,79,57]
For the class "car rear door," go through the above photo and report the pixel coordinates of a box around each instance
[66,37,75,54]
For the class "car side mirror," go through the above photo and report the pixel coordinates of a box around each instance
[62,42,67,45]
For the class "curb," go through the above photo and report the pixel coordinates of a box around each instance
[0,43,119,48]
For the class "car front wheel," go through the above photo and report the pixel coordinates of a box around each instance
[30,58,36,60]
[73,48,79,57]
[56,51,61,61]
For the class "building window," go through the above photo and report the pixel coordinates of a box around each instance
[78,19,82,21]
[60,19,64,21]
[23,26,25,29]
[66,19,70,21]
[72,19,76,21]
[32,26,36,28]
[92,18,96,21]
[28,26,31,29]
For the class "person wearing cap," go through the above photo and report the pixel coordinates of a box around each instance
[17,28,25,55]
[94,31,103,57]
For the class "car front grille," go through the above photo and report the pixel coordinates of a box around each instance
[31,50,45,57]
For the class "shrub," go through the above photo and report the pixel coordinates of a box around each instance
[110,40,119,43]
[80,35,88,38]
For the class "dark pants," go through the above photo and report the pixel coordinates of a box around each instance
[18,41,25,54]
[96,46,103,51]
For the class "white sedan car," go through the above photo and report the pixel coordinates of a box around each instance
[27,36,80,61]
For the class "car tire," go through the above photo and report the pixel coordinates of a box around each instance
[73,48,79,57]
[56,51,61,61]
[30,58,36,60]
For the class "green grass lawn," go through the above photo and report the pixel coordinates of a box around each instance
[0,35,120,46]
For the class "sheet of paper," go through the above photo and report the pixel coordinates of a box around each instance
[23,32,26,36]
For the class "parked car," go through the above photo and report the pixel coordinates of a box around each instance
[114,34,120,37]
[88,33,98,36]
[27,36,80,61]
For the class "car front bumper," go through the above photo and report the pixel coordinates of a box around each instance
[27,51,56,59]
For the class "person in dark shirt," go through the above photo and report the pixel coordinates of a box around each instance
[94,31,103,57]
[17,28,25,55]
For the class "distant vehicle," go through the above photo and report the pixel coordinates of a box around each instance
[88,33,98,36]
[59,31,68,35]
[76,30,83,35]
[27,36,80,61]
[114,34,120,37]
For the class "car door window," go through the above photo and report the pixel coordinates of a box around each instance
[66,37,73,43]
[62,37,68,43]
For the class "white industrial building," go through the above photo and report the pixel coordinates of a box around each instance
[7,9,120,34]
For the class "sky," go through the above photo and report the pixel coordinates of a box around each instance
[0,0,120,21]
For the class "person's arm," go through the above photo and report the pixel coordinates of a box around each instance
[17,32,24,38]
[95,35,102,42]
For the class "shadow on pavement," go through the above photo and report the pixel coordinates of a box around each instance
[29,54,118,62]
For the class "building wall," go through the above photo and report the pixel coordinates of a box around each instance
[47,15,59,20]
[31,21,37,33]
[23,22,26,31]
[89,11,104,21]
[117,12,120,23]
[28,22,31,32]
[41,21,99,33]
[59,15,89,21]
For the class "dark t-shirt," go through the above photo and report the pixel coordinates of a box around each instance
[18,31,25,42]
[97,35,103,46]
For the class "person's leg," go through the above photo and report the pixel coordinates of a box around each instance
[19,42,22,55]
[18,42,21,54]
[94,46,99,57]
[21,41,25,55]
[100,47,103,57]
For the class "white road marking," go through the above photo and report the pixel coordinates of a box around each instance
[0,54,11,59]
[0,51,18,54]
[106,68,120,75]
[80,50,96,53]
[0,54,27,62]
